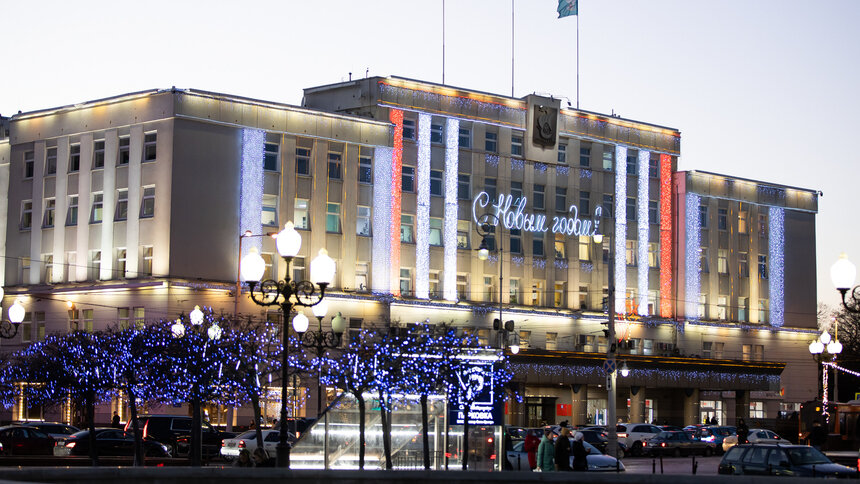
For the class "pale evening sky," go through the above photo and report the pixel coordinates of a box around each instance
[2,0,858,315]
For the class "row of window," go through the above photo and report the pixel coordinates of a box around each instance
[699,204,770,237]
[17,307,145,343]
[20,187,156,230]
[23,246,155,284]
[697,295,768,323]
[23,133,157,178]
[699,248,769,279]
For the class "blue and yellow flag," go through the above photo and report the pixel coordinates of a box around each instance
[557,0,578,18]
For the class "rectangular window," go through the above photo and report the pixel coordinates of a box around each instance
[700,247,709,273]
[554,233,566,259]
[327,152,342,179]
[35,313,46,340]
[21,312,32,342]
[699,204,708,228]
[580,146,591,167]
[400,268,412,295]
[702,341,713,359]
[429,218,443,245]
[533,184,545,210]
[114,189,128,221]
[580,191,590,214]
[626,197,636,221]
[532,232,545,257]
[141,246,153,276]
[602,149,613,170]
[483,276,495,302]
[648,242,658,268]
[93,140,105,169]
[457,220,470,249]
[458,174,470,200]
[579,286,589,309]
[401,214,415,243]
[625,240,636,266]
[69,144,81,172]
[42,254,53,283]
[717,296,728,320]
[511,135,523,156]
[429,271,440,298]
[263,141,278,171]
[66,195,78,226]
[457,274,469,300]
[649,156,659,178]
[557,143,567,164]
[431,123,444,144]
[603,240,610,264]
[643,338,654,355]
[24,150,35,178]
[511,181,523,202]
[759,213,768,237]
[718,249,728,274]
[545,332,558,351]
[458,127,471,148]
[326,203,341,233]
[116,248,127,278]
[739,207,748,234]
[402,166,415,192]
[519,330,531,349]
[509,279,519,304]
[554,283,565,308]
[118,308,131,329]
[82,309,93,332]
[739,252,749,278]
[718,208,728,231]
[749,401,765,419]
[143,133,157,162]
[430,170,443,196]
[738,297,748,322]
[578,237,589,260]
[357,206,371,236]
[531,281,544,306]
[118,137,130,165]
[359,150,372,184]
[90,251,101,280]
[294,199,310,229]
[133,307,145,329]
[485,131,497,152]
[698,294,707,319]
[262,194,278,226]
[46,147,58,175]
[510,228,522,254]
[21,200,33,229]
[649,201,658,224]
[291,256,306,282]
[758,255,768,279]
[555,187,567,212]
[140,186,155,218]
[43,198,56,228]
[355,263,369,292]
[402,119,416,140]
[626,154,637,174]
[485,177,497,201]
[603,194,613,218]
[295,147,311,176]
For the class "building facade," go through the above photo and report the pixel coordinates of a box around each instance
[0,78,819,432]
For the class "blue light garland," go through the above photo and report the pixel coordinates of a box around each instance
[443,118,460,301]
[240,129,265,257]
[372,147,394,293]
[485,154,499,167]
[685,193,701,320]
[415,113,432,299]
[614,145,627,315]
[637,150,650,315]
[769,207,785,327]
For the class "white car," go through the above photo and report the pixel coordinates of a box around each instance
[617,423,663,456]
[721,428,790,453]
[506,434,625,472]
[220,429,280,460]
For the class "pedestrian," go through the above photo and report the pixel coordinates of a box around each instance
[571,432,588,471]
[555,427,572,471]
[710,416,718,425]
[253,448,273,467]
[234,448,254,467]
[524,429,540,471]
[272,418,278,429]
[111,412,121,429]
[536,428,555,472]
[810,420,828,450]
[737,418,749,444]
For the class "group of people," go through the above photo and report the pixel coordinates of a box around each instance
[234,448,273,467]
[523,427,588,472]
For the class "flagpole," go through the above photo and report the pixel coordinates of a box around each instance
[442,0,446,85]
[576,6,580,109]
[511,0,515,97]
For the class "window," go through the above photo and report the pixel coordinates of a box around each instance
[359,150,372,184]
[457,274,469,300]
[758,213,768,237]
[21,200,33,229]
[718,249,728,274]
[400,214,415,243]
[66,195,78,226]
[643,338,654,356]
[89,140,104,170]
[90,251,101,280]
[519,330,531,349]
[511,135,523,156]
[476,328,490,346]
[429,218,443,245]
[295,147,311,176]
[626,154,637,174]
[702,341,713,358]
[699,204,708,228]
[430,170,443,196]
[739,252,749,277]
[31,313,46,341]
[115,189,128,221]
[483,276,495,302]
[263,142,278,171]
[118,137,130,165]
[69,144,81,172]
[116,248,127,278]
[698,294,707,319]
[554,234,566,259]
[749,401,765,419]
[712,208,726,232]
[45,147,58,175]
[554,283,565,308]
[509,278,520,304]
[578,237,589,260]
[545,332,558,351]
[327,152,342,179]
[738,297,748,322]
[717,296,728,320]
[402,166,415,192]
[578,286,589,309]
[758,255,768,279]
[140,186,155,218]
[759,299,768,323]
[625,240,636,265]
[700,247,709,273]
[118,308,130,329]
[580,146,591,167]
[24,150,35,178]
[262,194,278,226]
[603,194,613,218]
[485,131,497,152]
[357,206,371,236]
[141,132,158,163]
[355,263,369,292]
[626,197,636,221]
[429,271,440,298]
[533,184,545,210]
[431,123,444,144]
[510,228,522,254]
[649,156,659,178]
[649,201,658,224]
[458,174,470,200]
[294,199,309,229]
[141,246,153,276]
[511,181,523,202]
[580,191,590,214]
[21,312,32,342]
[739,208,748,234]
[134,307,145,328]
[291,256,306,282]
[532,232,545,257]
[43,198,56,227]
[402,119,416,140]
[82,309,93,332]
[485,177,497,201]
[457,220,470,249]
[555,187,567,212]
[602,240,610,264]
[743,344,765,362]
[648,242,658,268]
[42,254,53,283]
[326,203,341,233]
[531,281,544,306]
[459,127,471,148]
[400,268,412,296]
[557,143,566,164]
[602,149,613,170]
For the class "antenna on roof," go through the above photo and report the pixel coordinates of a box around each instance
[349,72,352,81]
[365,68,369,78]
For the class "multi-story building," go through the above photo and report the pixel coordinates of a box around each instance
[0,78,819,434]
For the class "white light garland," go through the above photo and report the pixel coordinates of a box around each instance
[443,118,460,301]
[371,147,393,293]
[769,206,785,327]
[685,193,701,319]
[239,129,265,257]
[637,150,650,316]
[415,113,432,299]
[614,145,627,315]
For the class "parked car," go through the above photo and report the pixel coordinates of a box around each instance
[56,428,169,457]
[617,423,663,456]
[124,414,235,459]
[220,429,283,461]
[0,425,54,455]
[645,431,715,457]
[699,426,736,453]
[506,435,625,471]
[21,422,80,444]
[577,429,627,458]
[722,428,789,453]
[718,443,857,477]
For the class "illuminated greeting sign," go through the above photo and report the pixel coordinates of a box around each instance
[472,191,602,237]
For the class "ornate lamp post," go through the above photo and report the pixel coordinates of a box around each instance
[832,254,860,314]
[592,232,619,458]
[297,300,346,417]
[240,221,335,468]
[475,213,516,352]
[809,328,842,421]
[0,288,26,339]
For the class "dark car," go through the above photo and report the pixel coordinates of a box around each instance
[699,425,736,453]
[578,429,628,458]
[719,443,858,478]
[21,422,80,444]
[57,428,169,457]
[0,425,54,455]
[125,415,235,459]
[645,430,714,457]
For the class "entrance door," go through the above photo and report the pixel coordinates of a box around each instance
[525,397,556,427]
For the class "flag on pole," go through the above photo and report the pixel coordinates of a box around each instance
[557,0,577,18]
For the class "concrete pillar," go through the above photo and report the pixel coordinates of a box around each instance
[683,388,700,426]
[571,384,588,427]
[629,386,645,423]
[735,390,750,424]
[507,382,527,427]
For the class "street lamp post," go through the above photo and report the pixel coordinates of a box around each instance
[297,302,346,418]
[240,221,335,468]
[475,213,517,353]
[0,288,26,339]
[593,232,619,458]
[809,329,842,421]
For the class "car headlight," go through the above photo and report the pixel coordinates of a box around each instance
[162,445,169,452]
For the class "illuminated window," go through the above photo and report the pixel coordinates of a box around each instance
[458,174,470,200]
[758,299,768,323]
[739,252,749,277]
[554,283,565,308]
[141,246,153,276]
[643,338,654,355]
[82,309,93,332]
[699,204,708,228]
[700,247,709,273]
[485,131,498,152]
[509,279,519,304]
[42,198,56,228]
[115,189,128,221]
[484,276,495,302]
[545,332,558,351]
[89,251,101,280]
[533,184,545,210]
[93,140,105,169]
[66,195,78,226]
[458,127,471,148]
[69,144,81,172]
[457,220,470,249]
[625,240,636,266]
[476,328,490,346]
[357,206,371,236]
[116,248,127,278]
[555,187,567,212]
[400,214,414,242]
[717,296,728,320]
[326,203,341,233]
[355,263,368,292]
[294,199,309,229]
[511,135,523,156]
[718,208,727,231]
[24,150,35,178]
[140,186,155,218]
[758,255,768,279]
[602,148,613,170]
[402,166,415,192]
[134,307,145,329]
[519,331,531,349]
[431,123,444,144]
[578,237,589,260]
[429,217,443,245]
[118,308,131,329]
[718,249,728,274]
[531,281,544,306]
[430,170,443,196]
[579,146,591,167]
[698,294,707,319]
[749,401,765,419]
[554,234,566,259]
[429,271,440,298]
[738,207,748,234]
[400,268,412,295]
[295,146,311,176]
[359,150,372,184]
[144,133,158,163]
[402,119,416,140]
[648,242,658,268]
[327,152,342,180]
[46,147,57,175]
[532,232,545,257]
[262,194,278,226]
[758,213,768,237]
[118,137,130,165]
[738,297,748,322]
[20,199,33,228]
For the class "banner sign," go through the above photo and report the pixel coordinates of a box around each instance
[447,359,505,426]
[472,191,602,237]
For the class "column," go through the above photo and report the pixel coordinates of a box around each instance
[629,386,645,423]
[683,388,700,426]
[735,390,750,424]
[507,382,527,427]
[571,384,588,427]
